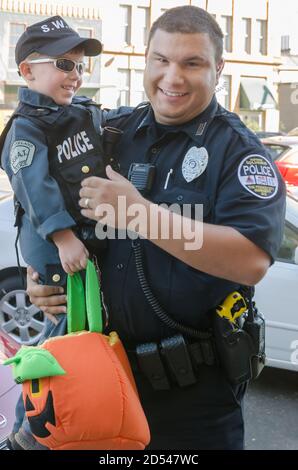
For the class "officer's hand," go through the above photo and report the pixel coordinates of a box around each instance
[27,266,67,323]
[79,165,146,228]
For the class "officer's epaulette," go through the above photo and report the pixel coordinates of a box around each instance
[104,102,150,129]
[105,106,134,123]
[216,106,261,148]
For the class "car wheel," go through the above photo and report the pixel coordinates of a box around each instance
[0,272,46,346]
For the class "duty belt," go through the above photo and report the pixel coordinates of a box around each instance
[127,333,218,391]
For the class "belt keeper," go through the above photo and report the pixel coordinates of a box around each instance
[136,342,170,391]
[200,338,216,366]
[188,341,204,367]
[160,334,197,387]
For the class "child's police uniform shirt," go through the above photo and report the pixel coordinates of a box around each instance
[1,88,105,240]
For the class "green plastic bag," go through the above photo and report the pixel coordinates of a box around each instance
[67,259,103,334]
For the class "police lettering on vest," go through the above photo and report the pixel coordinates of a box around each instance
[56,131,94,163]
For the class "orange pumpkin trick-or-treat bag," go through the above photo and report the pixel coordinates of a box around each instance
[5,260,150,450]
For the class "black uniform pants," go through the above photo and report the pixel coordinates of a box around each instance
[132,362,246,450]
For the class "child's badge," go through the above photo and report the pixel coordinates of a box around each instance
[182,146,208,183]
[10,140,35,174]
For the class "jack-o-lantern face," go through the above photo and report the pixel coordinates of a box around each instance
[25,379,56,438]
[18,332,150,450]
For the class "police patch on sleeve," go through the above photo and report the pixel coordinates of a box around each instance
[10,140,36,174]
[238,154,279,199]
[182,146,208,183]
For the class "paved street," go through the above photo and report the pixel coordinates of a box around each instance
[245,366,298,450]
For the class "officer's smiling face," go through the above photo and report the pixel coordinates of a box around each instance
[144,30,224,125]
[25,50,84,106]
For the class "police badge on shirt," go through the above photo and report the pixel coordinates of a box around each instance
[182,146,209,183]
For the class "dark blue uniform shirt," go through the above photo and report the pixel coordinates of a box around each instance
[102,96,286,344]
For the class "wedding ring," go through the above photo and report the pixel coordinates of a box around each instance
[85,198,90,208]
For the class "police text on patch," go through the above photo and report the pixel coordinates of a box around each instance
[237,154,278,199]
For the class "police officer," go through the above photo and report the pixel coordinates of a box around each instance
[28,6,286,450]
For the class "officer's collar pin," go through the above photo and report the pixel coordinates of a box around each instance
[195,122,207,136]
[136,117,148,131]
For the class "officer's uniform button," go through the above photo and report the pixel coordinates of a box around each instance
[81,165,90,174]
[52,274,61,283]
[177,195,183,201]
[117,263,124,270]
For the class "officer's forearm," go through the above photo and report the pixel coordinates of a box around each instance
[138,201,270,285]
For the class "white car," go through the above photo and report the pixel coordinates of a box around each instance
[0,170,46,345]
[0,171,298,370]
[254,191,298,371]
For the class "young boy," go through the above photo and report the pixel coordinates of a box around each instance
[0,15,104,449]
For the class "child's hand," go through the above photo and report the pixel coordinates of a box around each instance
[52,229,89,275]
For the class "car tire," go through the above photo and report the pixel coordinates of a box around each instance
[0,271,46,346]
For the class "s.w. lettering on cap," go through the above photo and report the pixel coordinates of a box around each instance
[15,15,102,66]
[40,18,69,34]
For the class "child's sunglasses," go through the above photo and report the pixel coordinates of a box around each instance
[27,57,85,75]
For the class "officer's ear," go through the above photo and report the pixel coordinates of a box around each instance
[18,61,35,81]
[215,59,225,85]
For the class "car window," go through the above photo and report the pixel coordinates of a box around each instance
[264,144,287,160]
[277,222,298,264]
[281,148,298,164]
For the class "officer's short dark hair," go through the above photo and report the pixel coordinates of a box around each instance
[148,6,224,62]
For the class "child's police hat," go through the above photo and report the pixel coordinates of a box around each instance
[15,16,102,65]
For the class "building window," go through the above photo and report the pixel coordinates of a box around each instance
[117,68,130,106]
[120,5,132,45]
[131,70,147,106]
[222,15,232,53]
[216,75,231,110]
[137,7,150,46]
[239,111,265,132]
[4,84,19,107]
[257,19,267,55]
[242,18,251,54]
[77,28,93,73]
[9,23,26,69]
[117,69,146,107]
[281,35,290,54]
